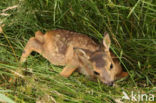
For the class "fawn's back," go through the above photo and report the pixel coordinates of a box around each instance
[40,30,99,65]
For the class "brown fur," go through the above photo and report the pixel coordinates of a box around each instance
[20,29,128,86]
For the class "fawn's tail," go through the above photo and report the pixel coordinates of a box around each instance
[35,31,44,43]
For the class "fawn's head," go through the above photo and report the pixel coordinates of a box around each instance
[74,33,128,86]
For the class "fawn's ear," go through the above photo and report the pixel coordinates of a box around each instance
[74,48,92,60]
[103,32,111,51]
[74,48,95,77]
[119,72,129,78]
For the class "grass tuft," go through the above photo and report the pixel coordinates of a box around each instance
[0,0,155,102]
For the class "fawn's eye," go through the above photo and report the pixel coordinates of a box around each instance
[94,71,100,75]
[110,64,113,70]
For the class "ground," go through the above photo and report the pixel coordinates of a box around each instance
[0,0,155,103]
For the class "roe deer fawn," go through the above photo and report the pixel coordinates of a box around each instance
[20,30,128,86]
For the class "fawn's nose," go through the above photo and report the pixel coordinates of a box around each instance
[107,81,114,86]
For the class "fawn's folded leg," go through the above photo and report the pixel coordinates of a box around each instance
[60,65,77,78]
[20,37,43,63]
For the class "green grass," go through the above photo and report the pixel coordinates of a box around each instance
[0,0,155,103]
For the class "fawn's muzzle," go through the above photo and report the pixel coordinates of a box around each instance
[107,81,114,86]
